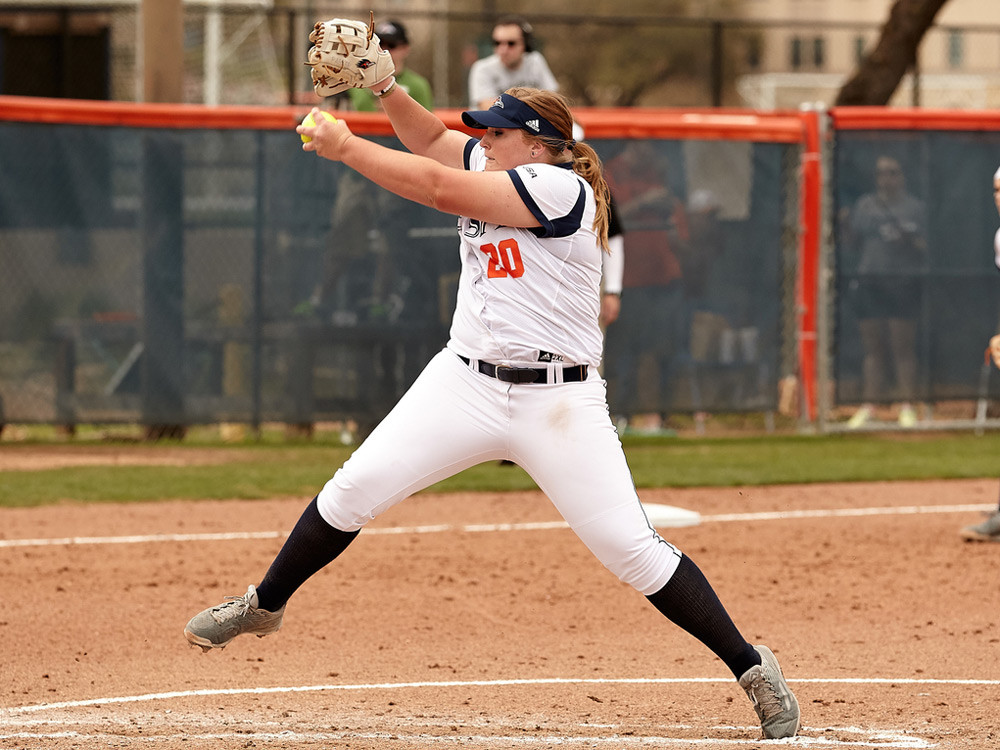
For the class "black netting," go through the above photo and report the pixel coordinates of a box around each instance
[594,138,792,422]
[832,130,1000,406]
[0,121,797,430]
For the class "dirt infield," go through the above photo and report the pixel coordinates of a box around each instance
[2,479,999,749]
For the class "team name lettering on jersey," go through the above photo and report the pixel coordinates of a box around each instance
[464,219,487,239]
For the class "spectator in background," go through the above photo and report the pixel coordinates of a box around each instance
[300,20,436,422]
[959,165,1000,542]
[678,189,725,430]
[842,155,927,430]
[678,188,724,317]
[348,20,433,112]
[604,140,690,435]
[308,19,432,323]
[468,16,558,109]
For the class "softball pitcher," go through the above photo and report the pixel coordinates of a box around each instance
[184,18,799,740]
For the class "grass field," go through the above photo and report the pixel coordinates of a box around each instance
[2,426,998,507]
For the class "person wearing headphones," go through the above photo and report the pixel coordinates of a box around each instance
[468,15,559,109]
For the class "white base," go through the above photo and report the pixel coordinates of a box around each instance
[643,503,702,528]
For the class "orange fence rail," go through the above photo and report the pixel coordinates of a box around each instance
[829,107,1000,131]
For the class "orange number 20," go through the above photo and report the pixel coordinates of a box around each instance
[480,239,525,278]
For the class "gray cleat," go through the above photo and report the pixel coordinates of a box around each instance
[739,644,800,739]
[184,585,285,652]
[960,510,1000,543]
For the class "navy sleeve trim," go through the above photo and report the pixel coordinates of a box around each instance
[463,138,479,170]
[507,169,552,235]
[549,182,587,238]
[507,170,586,239]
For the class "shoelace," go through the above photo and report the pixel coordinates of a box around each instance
[209,593,253,624]
[748,670,785,719]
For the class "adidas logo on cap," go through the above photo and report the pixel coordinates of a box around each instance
[525,119,540,132]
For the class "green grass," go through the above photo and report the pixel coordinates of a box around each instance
[1,429,998,508]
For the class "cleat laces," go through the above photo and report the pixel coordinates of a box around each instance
[210,593,253,624]
[748,673,783,717]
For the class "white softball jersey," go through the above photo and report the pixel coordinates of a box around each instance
[448,141,605,369]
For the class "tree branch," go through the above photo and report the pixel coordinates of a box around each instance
[835,0,950,106]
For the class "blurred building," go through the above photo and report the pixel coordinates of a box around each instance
[1,0,999,108]
[735,0,1000,108]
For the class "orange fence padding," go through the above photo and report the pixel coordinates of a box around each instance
[830,107,1000,131]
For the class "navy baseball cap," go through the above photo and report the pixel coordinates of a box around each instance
[462,93,566,141]
[375,20,408,47]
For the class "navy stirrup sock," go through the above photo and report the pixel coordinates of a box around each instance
[255,496,359,612]
[646,554,760,679]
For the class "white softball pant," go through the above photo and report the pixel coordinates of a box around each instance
[316,348,682,595]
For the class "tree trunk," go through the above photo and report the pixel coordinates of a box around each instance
[834,0,950,106]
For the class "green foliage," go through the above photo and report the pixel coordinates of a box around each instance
[1,431,997,508]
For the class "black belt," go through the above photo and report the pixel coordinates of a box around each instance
[458,355,587,384]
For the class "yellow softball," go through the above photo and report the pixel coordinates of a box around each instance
[300,110,337,143]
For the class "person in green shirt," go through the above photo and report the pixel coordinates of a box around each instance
[347,20,433,112]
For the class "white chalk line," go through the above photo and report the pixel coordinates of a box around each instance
[0,729,935,748]
[0,503,992,549]
[3,675,997,717]
[703,503,991,523]
[0,681,949,748]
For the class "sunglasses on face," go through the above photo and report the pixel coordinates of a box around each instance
[493,39,521,47]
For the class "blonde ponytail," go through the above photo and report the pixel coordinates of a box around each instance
[505,87,611,251]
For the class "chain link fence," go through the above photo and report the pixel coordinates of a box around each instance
[3,103,999,435]
[0,108,803,433]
